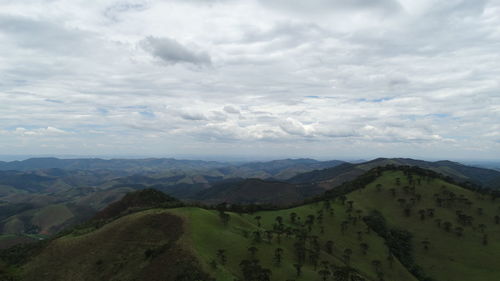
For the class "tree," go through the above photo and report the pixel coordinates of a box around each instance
[239,259,272,281]
[443,221,452,232]
[319,269,331,281]
[332,266,358,281]
[404,207,412,217]
[254,216,262,227]
[421,240,430,251]
[248,246,258,258]
[265,230,273,243]
[325,240,334,254]
[209,259,217,269]
[371,260,382,273]
[347,201,354,210]
[418,209,426,220]
[386,254,394,269]
[252,231,262,243]
[339,195,347,205]
[290,212,297,224]
[293,263,302,276]
[275,216,283,225]
[427,208,435,217]
[273,248,283,266]
[343,248,352,265]
[397,198,406,206]
[309,250,320,270]
[389,188,396,197]
[478,224,487,233]
[360,243,369,255]
[341,221,349,234]
[259,268,272,281]
[219,212,230,226]
[323,200,331,210]
[216,249,226,265]
[294,241,306,264]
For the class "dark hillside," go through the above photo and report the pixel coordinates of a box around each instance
[192,178,321,205]
[93,189,182,221]
[22,211,212,281]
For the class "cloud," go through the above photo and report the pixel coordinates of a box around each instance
[223,105,240,114]
[141,36,211,65]
[0,0,499,159]
[9,127,70,136]
[0,14,93,55]
[179,111,208,121]
[257,0,402,16]
[279,118,313,137]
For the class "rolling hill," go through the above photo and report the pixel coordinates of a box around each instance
[192,178,323,205]
[1,165,499,281]
[0,158,344,179]
[2,157,499,246]
[287,158,500,190]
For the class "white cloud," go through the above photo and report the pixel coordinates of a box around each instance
[0,0,499,160]
[10,127,69,136]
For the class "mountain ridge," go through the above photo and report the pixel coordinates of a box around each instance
[2,165,499,281]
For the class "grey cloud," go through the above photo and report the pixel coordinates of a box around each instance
[0,1,499,159]
[0,14,92,55]
[258,0,401,15]
[223,105,240,114]
[104,2,149,22]
[179,111,208,121]
[141,36,211,65]
[279,118,311,137]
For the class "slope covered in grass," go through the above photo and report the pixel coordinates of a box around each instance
[3,167,499,281]
[21,210,211,281]
[170,203,417,281]
[347,170,500,281]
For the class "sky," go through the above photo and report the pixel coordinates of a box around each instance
[0,0,499,161]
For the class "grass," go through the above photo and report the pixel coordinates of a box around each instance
[348,170,500,281]
[31,204,74,233]
[169,202,418,281]
[13,169,500,281]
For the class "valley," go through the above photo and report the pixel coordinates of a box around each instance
[2,166,499,281]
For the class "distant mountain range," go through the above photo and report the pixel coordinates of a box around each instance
[1,157,499,244]
[287,158,500,190]
[0,157,344,178]
[3,166,499,281]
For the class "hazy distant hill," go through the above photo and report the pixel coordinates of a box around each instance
[288,158,500,190]
[192,178,323,205]
[1,157,499,244]
[0,157,225,172]
[0,158,344,179]
[0,158,344,241]
[184,158,500,206]
[3,166,499,281]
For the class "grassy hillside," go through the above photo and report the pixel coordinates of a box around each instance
[347,170,500,281]
[2,168,499,281]
[21,210,210,281]
[287,158,500,190]
[169,204,417,281]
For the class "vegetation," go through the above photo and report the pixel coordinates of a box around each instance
[0,166,499,281]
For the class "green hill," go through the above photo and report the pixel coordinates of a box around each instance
[287,158,500,190]
[1,166,499,281]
